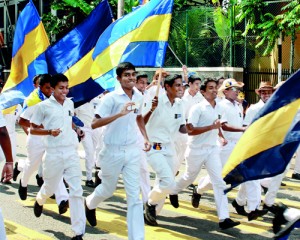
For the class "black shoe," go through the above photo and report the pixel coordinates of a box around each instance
[169,194,179,208]
[274,215,300,239]
[187,184,195,190]
[144,214,157,226]
[263,203,281,215]
[58,200,69,215]
[18,180,27,200]
[292,173,300,180]
[50,194,56,199]
[261,185,268,194]
[34,201,43,217]
[13,162,20,181]
[272,202,288,234]
[71,235,83,240]
[144,203,158,226]
[248,209,268,221]
[85,200,97,226]
[191,186,201,208]
[281,182,286,186]
[85,180,95,188]
[94,171,102,187]
[63,179,69,188]
[232,199,247,216]
[36,174,44,187]
[219,218,240,230]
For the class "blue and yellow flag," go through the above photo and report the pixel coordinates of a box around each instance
[45,0,113,107]
[0,0,49,110]
[91,0,173,91]
[222,70,300,192]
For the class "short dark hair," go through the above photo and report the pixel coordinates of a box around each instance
[136,72,148,81]
[39,74,52,87]
[51,74,68,88]
[116,62,136,77]
[200,78,217,91]
[188,73,201,84]
[216,76,225,84]
[164,74,182,88]
[33,74,42,85]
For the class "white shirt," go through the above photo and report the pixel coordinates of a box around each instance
[20,105,37,121]
[3,104,22,134]
[182,90,204,119]
[74,101,94,128]
[146,94,185,144]
[0,111,6,127]
[243,100,265,126]
[30,95,78,148]
[219,98,243,141]
[187,99,221,147]
[96,87,143,145]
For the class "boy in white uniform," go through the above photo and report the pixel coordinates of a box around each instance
[170,78,240,229]
[135,72,151,204]
[217,79,267,221]
[85,62,151,240]
[0,109,14,239]
[30,74,85,240]
[75,101,98,187]
[143,74,187,226]
[18,74,69,214]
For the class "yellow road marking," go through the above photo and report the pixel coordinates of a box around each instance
[5,219,53,240]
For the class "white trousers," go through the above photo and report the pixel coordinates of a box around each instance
[22,138,68,205]
[36,146,85,236]
[236,180,261,211]
[0,209,6,240]
[263,163,290,206]
[174,132,188,171]
[147,143,177,214]
[86,144,144,240]
[174,145,229,220]
[139,149,151,204]
[80,127,98,180]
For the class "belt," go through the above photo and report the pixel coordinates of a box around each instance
[153,142,163,150]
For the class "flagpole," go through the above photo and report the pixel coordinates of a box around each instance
[168,45,184,66]
[118,0,124,18]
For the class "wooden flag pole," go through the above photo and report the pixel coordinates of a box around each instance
[155,68,163,97]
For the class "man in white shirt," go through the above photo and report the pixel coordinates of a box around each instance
[30,74,85,240]
[170,78,240,230]
[217,79,267,221]
[85,62,151,240]
[143,74,187,226]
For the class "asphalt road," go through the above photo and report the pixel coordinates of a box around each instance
[1,127,300,239]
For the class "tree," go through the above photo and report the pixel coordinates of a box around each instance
[237,0,300,70]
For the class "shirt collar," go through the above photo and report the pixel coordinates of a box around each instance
[115,86,137,97]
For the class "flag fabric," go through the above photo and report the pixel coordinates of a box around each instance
[45,0,113,107]
[91,0,173,91]
[222,70,300,193]
[22,87,46,111]
[0,0,49,110]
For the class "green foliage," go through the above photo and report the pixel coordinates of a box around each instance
[237,0,300,56]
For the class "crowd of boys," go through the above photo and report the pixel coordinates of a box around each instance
[0,61,299,240]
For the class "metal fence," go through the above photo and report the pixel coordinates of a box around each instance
[164,1,300,71]
[243,68,296,104]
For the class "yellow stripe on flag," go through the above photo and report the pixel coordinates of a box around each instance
[91,14,171,80]
[3,22,49,91]
[223,98,300,178]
